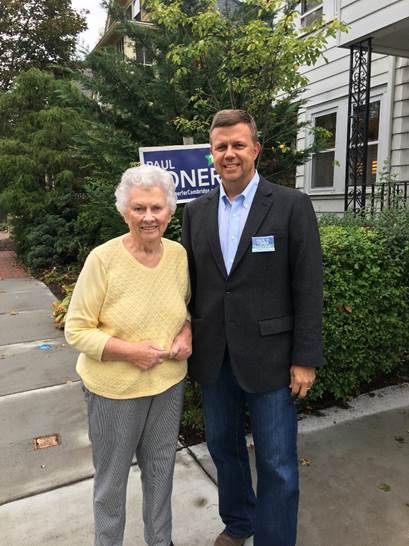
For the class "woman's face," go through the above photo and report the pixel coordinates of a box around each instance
[123,185,171,244]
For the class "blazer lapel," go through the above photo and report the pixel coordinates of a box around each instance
[230,178,274,275]
[205,188,228,278]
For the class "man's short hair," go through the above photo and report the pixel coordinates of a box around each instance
[210,109,258,143]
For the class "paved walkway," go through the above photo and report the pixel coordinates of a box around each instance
[1,238,409,546]
[0,231,29,279]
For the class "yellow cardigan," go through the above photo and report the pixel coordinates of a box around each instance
[65,236,190,399]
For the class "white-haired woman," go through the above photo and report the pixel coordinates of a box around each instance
[65,165,191,546]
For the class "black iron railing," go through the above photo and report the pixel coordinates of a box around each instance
[345,180,409,212]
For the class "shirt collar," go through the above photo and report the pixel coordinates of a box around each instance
[219,171,260,206]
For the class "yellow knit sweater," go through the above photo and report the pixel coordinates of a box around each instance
[65,235,190,399]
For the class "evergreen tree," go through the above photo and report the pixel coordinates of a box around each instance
[0,68,136,268]
[0,0,87,90]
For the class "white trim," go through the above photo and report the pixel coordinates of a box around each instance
[132,0,141,19]
[304,89,388,198]
[307,106,340,192]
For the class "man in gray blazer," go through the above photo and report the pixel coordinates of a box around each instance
[182,110,323,546]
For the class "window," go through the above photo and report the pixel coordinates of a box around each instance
[350,101,380,186]
[132,0,141,21]
[300,1,323,27]
[311,112,337,188]
[116,37,124,59]
[136,43,153,66]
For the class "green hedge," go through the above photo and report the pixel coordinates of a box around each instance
[310,221,409,402]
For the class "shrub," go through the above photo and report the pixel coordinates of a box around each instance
[180,378,204,444]
[310,224,409,402]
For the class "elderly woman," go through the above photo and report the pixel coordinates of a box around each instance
[65,165,191,546]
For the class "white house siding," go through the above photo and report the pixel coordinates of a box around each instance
[338,0,409,50]
[391,58,409,187]
[297,0,409,213]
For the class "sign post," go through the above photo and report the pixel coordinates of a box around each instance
[139,144,220,203]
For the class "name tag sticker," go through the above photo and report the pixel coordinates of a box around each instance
[252,236,275,253]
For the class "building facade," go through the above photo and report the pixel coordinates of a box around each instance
[296,0,409,213]
[95,0,240,64]
[94,0,153,64]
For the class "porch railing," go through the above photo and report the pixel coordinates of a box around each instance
[345,180,409,212]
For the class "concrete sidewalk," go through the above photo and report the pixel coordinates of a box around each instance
[1,248,408,545]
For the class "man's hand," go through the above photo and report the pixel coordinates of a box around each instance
[169,320,192,361]
[290,365,316,398]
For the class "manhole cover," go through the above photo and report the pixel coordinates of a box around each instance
[33,434,61,450]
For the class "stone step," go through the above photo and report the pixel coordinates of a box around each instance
[0,338,78,397]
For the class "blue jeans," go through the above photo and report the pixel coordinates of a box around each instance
[202,358,299,546]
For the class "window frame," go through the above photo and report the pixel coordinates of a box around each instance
[135,42,153,66]
[310,109,338,190]
[115,37,125,60]
[304,95,385,196]
[300,1,323,27]
[132,0,141,21]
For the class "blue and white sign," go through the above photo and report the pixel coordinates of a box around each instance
[139,144,220,203]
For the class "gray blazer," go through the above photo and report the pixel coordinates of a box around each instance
[182,177,324,393]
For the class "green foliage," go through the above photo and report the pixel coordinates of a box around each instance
[0,68,138,270]
[0,70,84,267]
[145,0,345,156]
[74,180,128,264]
[81,0,346,186]
[180,377,204,443]
[165,207,183,243]
[309,223,409,402]
[376,207,409,283]
[0,0,87,90]
[319,207,409,286]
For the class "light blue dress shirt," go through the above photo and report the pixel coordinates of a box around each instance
[218,171,260,274]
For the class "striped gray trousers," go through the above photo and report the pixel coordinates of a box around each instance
[83,380,185,546]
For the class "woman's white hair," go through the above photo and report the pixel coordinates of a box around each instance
[115,165,177,215]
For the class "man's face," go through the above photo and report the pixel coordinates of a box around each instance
[210,123,260,190]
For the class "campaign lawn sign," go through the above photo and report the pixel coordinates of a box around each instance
[139,144,220,203]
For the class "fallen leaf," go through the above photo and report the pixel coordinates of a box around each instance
[9,310,17,315]
[377,483,391,492]
[300,458,312,466]
[335,303,353,313]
